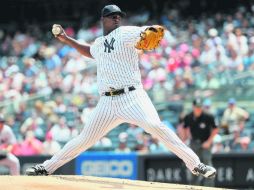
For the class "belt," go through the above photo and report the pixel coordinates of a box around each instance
[103,86,136,96]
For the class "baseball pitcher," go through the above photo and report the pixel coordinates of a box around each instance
[26,4,216,178]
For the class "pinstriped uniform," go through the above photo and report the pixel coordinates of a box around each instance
[42,26,200,174]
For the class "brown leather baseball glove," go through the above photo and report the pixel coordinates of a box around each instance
[135,25,165,51]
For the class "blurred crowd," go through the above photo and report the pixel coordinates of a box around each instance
[0,5,254,156]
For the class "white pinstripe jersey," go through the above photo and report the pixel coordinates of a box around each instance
[90,26,147,94]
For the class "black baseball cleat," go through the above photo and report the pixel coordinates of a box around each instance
[192,163,216,178]
[26,165,49,176]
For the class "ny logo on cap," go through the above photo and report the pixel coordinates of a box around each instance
[112,5,119,10]
[104,38,115,53]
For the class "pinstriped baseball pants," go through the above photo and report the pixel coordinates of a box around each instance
[42,88,200,174]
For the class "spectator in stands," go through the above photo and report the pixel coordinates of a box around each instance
[225,125,252,152]
[93,136,112,151]
[203,98,213,114]
[150,79,169,103]
[81,98,96,125]
[126,124,144,139]
[14,130,43,156]
[234,28,248,57]
[239,137,252,151]
[14,102,31,124]
[211,134,224,153]
[20,112,45,140]
[181,98,218,186]
[115,141,131,153]
[53,96,67,114]
[115,132,131,153]
[42,131,61,155]
[221,98,249,135]
[202,99,220,126]
[135,133,150,154]
[199,72,220,89]
[149,137,169,153]
[0,116,20,175]
[50,117,71,144]
[68,123,79,139]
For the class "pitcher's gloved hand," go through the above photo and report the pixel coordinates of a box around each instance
[135,25,165,51]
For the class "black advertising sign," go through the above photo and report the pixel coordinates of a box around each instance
[138,153,254,189]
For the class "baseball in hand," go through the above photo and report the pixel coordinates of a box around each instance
[52,25,62,36]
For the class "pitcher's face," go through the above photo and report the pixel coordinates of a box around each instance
[102,13,122,34]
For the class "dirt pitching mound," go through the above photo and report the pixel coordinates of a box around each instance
[0,175,229,190]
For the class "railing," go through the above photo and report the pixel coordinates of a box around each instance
[0,93,50,113]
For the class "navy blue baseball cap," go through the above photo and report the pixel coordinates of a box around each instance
[101,5,126,17]
[193,98,203,107]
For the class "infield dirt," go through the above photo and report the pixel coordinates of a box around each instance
[0,175,230,190]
